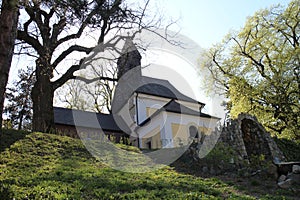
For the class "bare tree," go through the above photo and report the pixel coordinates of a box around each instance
[56,60,117,113]
[15,0,169,132]
[55,79,91,111]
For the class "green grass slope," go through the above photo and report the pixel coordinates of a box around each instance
[0,130,288,199]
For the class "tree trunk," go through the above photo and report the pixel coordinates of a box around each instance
[18,113,23,130]
[31,59,55,133]
[0,0,19,133]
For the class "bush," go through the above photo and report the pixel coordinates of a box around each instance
[274,138,300,161]
[200,142,239,174]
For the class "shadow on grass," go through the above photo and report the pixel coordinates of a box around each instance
[0,131,271,199]
[1,130,299,199]
[0,129,30,153]
[24,160,225,199]
[171,157,300,200]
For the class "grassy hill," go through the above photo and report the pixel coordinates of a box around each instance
[0,130,295,199]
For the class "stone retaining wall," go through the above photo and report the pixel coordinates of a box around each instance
[218,113,285,164]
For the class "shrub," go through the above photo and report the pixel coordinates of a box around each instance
[274,138,300,161]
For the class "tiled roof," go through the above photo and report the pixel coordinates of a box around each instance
[54,107,123,132]
[163,100,214,118]
[136,76,205,105]
[112,76,205,113]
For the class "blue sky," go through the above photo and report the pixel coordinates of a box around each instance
[159,0,289,48]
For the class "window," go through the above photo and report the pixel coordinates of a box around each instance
[189,125,199,139]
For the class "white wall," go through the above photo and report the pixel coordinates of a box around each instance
[136,94,170,124]
[137,110,219,148]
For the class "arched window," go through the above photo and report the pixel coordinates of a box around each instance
[189,125,199,139]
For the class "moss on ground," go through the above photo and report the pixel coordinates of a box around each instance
[0,129,295,199]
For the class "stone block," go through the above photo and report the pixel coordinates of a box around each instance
[202,166,208,173]
[278,178,293,189]
[292,165,300,174]
[290,173,300,184]
[278,175,286,183]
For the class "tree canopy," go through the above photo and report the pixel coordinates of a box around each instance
[4,66,34,130]
[201,0,299,140]
[15,0,166,132]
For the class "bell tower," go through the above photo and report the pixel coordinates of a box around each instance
[117,37,142,79]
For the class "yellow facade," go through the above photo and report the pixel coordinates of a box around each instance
[141,126,161,149]
[146,107,158,117]
[141,122,212,149]
[171,123,189,147]
[171,123,211,147]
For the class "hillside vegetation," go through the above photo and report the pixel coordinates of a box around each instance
[0,129,295,199]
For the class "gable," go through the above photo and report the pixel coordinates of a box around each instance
[112,75,205,113]
[136,76,205,105]
[138,99,219,127]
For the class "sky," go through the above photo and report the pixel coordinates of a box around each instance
[158,0,289,48]
[7,0,291,119]
[141,0,290,119]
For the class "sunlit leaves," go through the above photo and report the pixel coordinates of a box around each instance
[202,0,300,139]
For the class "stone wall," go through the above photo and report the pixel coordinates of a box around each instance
[218,113,285,164]
[175,113,286,178]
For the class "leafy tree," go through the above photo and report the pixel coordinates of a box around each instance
[0,0,19,133]
[4,66,34,130]
[201,0,299,140]
[16,0,167,132]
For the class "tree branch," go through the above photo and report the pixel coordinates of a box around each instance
[51,16,66,45]
[56,9,99,47]
[52,64,81,90]
[75,76,118,84]
[52,61,118,90]
[52,45,93,68]
[17,30,43,54]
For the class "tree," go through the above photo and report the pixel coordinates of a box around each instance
[201,0,299,140]
[4,66,34,130]
[0,0,19,133]
[55,79,91,111]
[55,60,117,113]
[16,0,167,132]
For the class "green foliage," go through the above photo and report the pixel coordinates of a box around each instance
[203,143,238,169]
[0,128,29,152]
[4,66,34,130]
[247,154,275,174]
[0,130,261,199]
[201,0,300,140]
[248,154,266,168]
[275,137,300,161]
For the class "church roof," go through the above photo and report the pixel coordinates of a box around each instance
[54,107,123,132]
[136,76,205,105]
[112,75,205,113]
[121,37,140,53]
[164,100,213,117]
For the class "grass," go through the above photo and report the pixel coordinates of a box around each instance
[0,129,296,199]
